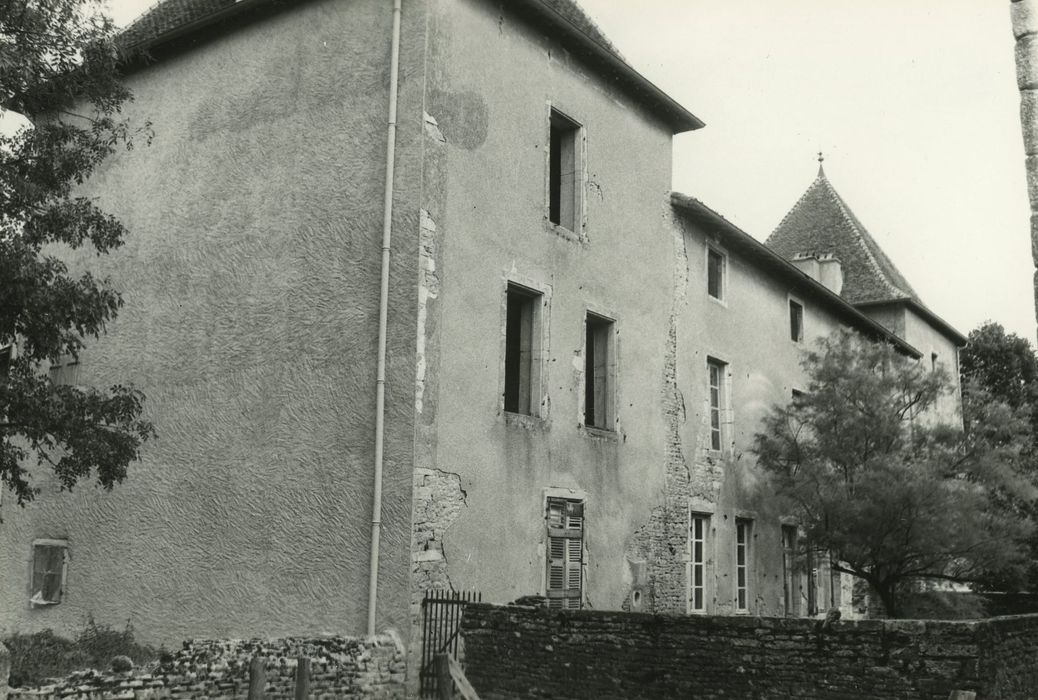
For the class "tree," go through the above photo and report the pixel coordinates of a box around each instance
[0,0,154,506]
[960,321,1038,589]
[754,329,1036,617]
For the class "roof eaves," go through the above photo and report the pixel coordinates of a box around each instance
[117,0,705,134]
[671,192,924,359]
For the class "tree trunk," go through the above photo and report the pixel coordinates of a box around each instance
[873,582,901,618]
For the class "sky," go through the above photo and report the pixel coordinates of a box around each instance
[104,0,1038,342]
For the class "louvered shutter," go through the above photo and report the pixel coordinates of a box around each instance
[546,498,583,609]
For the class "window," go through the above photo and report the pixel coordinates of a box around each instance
[735,519,751,613]
[689,514,710,613]
[789,300,803,342]
[707,248,725,301]
[31,540,67,606]
[548,109,581,232]
[546,497,584,609]
[806,546,819,616]
[931,352,939,372]
[707,359,727,451]
[0,344,11,377]
[584,313,614,430]
[504,284,541,415]
[781,525,798,617]
[829,555,842,610]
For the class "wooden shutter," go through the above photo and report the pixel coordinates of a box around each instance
[546,498,583,609]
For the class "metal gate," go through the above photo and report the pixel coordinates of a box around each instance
[420,589,481,697]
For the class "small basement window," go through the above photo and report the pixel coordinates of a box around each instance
[584,313,615,430]
[789,300,803,342]
[504,284,541,415]
[549,109,581,232]
[31,540,68,606]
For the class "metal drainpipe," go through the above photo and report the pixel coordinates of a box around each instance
[368,0,403,637]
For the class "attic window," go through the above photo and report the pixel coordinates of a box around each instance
[548,109,581,232]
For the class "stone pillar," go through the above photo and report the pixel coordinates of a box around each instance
[0,641,9,700]
[1012,0,1038,335]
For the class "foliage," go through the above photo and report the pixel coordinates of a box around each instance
[0,0,154,505]
[4,617,157,687]
[754,329,1037,617]
[960,321,1038,590]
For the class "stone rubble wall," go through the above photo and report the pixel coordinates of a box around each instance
[1012,0,1038,323]
[3,635,405,700]
[461,603,1038,699]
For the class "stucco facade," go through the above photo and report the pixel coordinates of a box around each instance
[0,0,965,667]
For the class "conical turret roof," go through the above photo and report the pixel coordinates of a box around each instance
[766,168,919,305]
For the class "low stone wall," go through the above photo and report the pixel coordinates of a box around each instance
[5,635,405,699]
[461,604,1038,699]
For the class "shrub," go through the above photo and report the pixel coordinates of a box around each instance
[3,618,157,687]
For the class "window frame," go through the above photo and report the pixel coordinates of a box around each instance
[707,357,729,452]
[781,524,798,617]
[706,245,727,304]
[583,311,616,432]
[546,106,585,238]
[688,512,710,614]
[30,539,68,607]
[735,519,751,613]
[788,296,804,343]
[503,282,545,418]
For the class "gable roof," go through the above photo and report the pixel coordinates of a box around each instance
[671,192,923,359]
[765,166,919,306]
[118,0,703,133]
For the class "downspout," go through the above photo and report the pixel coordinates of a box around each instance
[368,0,403,637]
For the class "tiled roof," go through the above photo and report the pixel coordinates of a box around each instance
[765,167,920,305]
[119,0,236,50]
[119,0,624,62]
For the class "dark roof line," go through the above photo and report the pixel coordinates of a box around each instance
[670,192,924,359]
[855,298,967,347]
[118,0,704,134]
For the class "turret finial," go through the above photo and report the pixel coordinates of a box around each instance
[817,151,826,177]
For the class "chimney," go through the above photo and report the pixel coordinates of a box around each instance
[792,252,843,296]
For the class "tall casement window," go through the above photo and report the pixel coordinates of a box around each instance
[584,313,614,430]
[504,284,541,415]
[789,299,804,342]
[30,540,68,606]
[735,519,751,613]
[781,525,798,617]
[707,359,727,451]
[707,247,725,301]
[546,497,584,610]
[548,109,581,232]
[689,513,710,613]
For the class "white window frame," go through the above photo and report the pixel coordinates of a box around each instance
[735,519,751,613]
[688,512,710,613]
[707,357,729,452]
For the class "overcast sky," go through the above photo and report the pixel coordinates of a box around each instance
[106,0,1037,342]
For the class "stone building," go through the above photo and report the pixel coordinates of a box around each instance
[0,0,963,665]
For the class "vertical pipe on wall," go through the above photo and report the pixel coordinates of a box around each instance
[368,0,403,637]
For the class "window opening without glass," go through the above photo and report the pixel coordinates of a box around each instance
[584,313,614,429]
[504,284,540,415]
[789,300,803,342]
[549,110,581,231]
[707,248,724,300]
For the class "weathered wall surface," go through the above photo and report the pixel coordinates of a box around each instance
[413,0,677,614]
[6,635,404,699]
[1012,0,1038,330]
[461,604,1038,700]
[0,0,423,643]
